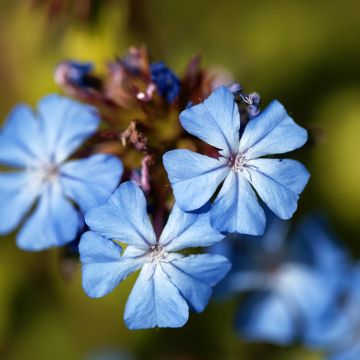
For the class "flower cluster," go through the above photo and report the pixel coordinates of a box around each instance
[0,47,314,330]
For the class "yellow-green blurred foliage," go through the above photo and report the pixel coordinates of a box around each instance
[0,0,359,359]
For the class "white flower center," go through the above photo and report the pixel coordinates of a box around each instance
[230,153,248,172]
[147,244,169,263]
[27,163,59,190]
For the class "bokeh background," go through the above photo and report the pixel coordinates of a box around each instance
[0,0,359,359]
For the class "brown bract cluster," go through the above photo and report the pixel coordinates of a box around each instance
[55,46,234,233]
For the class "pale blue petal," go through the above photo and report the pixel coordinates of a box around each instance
[211,171,266,235]
[179,86,240,157]
[275,265,335,324]
[79,232,145,298]
[124,263,189,329]
[238,100,308,159]
[236,291,296,345]
[0,172,39,234]
[330,345,360,360]
[220,271,268,294]
[291,216,349,273]
[163,149,229,211]
[0,105,44,167]
[16,183,79,251]
[60,154,123,212]
[245,158,310,219]
[159,203,224,251]
[85,181,156,249]
[305,307,353,348]
[163,254,231,312]
[37,95,100,163]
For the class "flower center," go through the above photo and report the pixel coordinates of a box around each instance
[28,163,59,189]
[148,244,168,263]
[230,153,247,172]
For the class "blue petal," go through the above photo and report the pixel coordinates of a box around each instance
[330,344,360,360]
[291,216,349,273]
[236,291,296,345]
[60,154,123,212]
[85,181,156,249]
[163,254,231,312]
[16,183,79,251]
[0,105,44,167]
[163,149,229,211]
[37,95,100,163]
[245,158,310,219]
[238,100,308,159]
[210,171,266,235]
[275,265,336,325]
[0,172,39,234]
[305,306,354,348]
[79,232,145,298]
[159,203,224,251]
[124,263,189,329]
[179,86,240,157]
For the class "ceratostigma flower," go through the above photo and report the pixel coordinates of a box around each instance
[79,181,231,329]
[0,95,123,250]
[163,86,310,235]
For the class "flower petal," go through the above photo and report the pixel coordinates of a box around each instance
[236,291,296,345]
[159,203,224,251]
[210,171,266,235]
[16,183,79,251]
[60,154,123,213]
[238,100,308,159]
[85,181,156,249]
[79,232,144,298]
[275,265,338,328]
[245,158,310,219]
[0,172,39,234]
[163,254,231,312]
[0,105,44,167]
[37,95,100,163]
[179,86,240,157]
[124,263,189,329]
[163,149,229,211]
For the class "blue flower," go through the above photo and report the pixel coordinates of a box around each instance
[150,62,180,103]
[0,95,123,251]
[163,86,310,235]
[210,216,349,345]
[305,264,360,360]
[79,181,231,329]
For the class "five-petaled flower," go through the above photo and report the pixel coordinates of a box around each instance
[79,181,231,329]
[210,216,349,345]
[0,95,123,250]
[163,86,310,235]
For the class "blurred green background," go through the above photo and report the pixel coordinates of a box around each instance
[0,0,359,359]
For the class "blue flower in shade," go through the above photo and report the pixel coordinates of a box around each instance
[55,61,94,88]
[66,61,94,86]
[79,181,231,329]
[0,95,123,251]
[305,264,360,360]
[150,62,180,103]
[163,86,310,235]
[210,216,349,345]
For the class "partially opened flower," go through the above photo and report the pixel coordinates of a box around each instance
[0,95,123,250]
[79,181,231,329]
[163,86,310,235]
[210,216,349,345]
[150,62,180,103]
